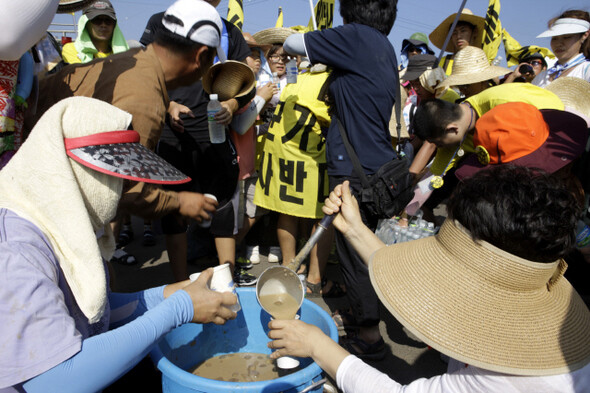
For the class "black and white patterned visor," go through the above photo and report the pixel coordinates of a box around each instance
[65,130,190,184]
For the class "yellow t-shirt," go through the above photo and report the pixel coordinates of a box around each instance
[430,83,564,176]
[254,70,331,219]
[61,42,112,64]
[465,83,564,116]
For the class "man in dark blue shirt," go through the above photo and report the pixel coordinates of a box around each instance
[284,0,399,360]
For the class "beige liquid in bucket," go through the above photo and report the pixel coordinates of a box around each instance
[190,352,297,382]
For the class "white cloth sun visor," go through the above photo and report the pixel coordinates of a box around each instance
[162,0,222,47]
[537,18,590,38]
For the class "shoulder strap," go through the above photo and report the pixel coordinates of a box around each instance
[336,118,371,188]
[392,53,403,154]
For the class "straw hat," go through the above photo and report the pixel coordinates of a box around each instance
[545,77,590,121]
[252,27,297,45]
[202,60,256,102]
[437,46,511,88]
[242,32,271,51]
[57,0,95,13]
[370,219,590,376]
[429,8,486,52]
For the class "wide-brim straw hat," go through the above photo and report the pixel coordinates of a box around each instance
[252,27,297,45]
[202,60,256,102]
[57,0,95,13]
[546,77,590,123]
[242,32,272,51]
[437,46,511,88]
[370,219,590,376]
[429,8,486,52]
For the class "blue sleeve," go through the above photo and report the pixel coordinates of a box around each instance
[108,285,166,328]
[304,25,358,71]
[21,290,193,393]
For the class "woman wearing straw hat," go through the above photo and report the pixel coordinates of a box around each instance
[267,164,590,392]
[533,10,590,87]
[429,8,486,74]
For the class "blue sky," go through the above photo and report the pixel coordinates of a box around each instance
[51,0,589,67]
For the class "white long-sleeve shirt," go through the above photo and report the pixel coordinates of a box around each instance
[337,355,590,393]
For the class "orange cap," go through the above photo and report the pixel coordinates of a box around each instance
[473,102,549,165]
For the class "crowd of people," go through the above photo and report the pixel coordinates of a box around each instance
[1,0,589,391]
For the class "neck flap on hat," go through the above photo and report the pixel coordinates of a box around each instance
[0,97,131,323]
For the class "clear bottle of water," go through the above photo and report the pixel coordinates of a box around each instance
[207,94,225,144]
[286,58,298,84]
[272,72,280,85]
[576,220,590,249]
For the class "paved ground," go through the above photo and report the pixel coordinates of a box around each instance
[108,213,448,392]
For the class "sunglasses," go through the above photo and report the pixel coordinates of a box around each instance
[90,16,115,26]
[527,60,544,67]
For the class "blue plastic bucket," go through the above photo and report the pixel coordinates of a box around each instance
[151,288,339,392]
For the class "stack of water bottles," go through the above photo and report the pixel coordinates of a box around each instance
[375,210,439,245]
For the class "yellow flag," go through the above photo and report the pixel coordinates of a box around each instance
[502,29,555,67]
[226,0,244,31]
[275,7,284,28]
[482,0,502,63]
[305,0,335,32]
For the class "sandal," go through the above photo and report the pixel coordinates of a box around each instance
[332,309,360,331]
[117,225,134,247]
[111,248,137,266]
[339,334,387,361]
[142,228,156,247]
[321,278,346,298]
[305,280,322,298]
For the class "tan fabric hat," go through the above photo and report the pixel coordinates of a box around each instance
[58,0,95,13]
[202,60,256,102]
[252,27,297,45]
[369,219,590,376]
[545,77,590,122]
[437,46,511,88]
[429,8,486,52]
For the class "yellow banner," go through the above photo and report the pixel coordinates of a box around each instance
[254,71,331,219]
[226,0,243,31]
[482,0,502,63]
[305,0,335,32]
[502,29,555,67]
[276,7,284,28]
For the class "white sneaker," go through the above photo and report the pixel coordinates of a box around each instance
[246,245,260,264]
[268,246,282,263]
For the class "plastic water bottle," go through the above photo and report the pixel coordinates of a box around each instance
[272,72,280,85]
[286,58,298,84]
[207,94,225,144]
[576,220,590,249]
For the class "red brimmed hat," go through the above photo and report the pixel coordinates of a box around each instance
[65,130,190,184]
[456,102,588,180]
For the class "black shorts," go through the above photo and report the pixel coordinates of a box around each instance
[157,138,239,236]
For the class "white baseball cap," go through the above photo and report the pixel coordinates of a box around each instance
[162,0,223,47]
[537,18,590,38]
